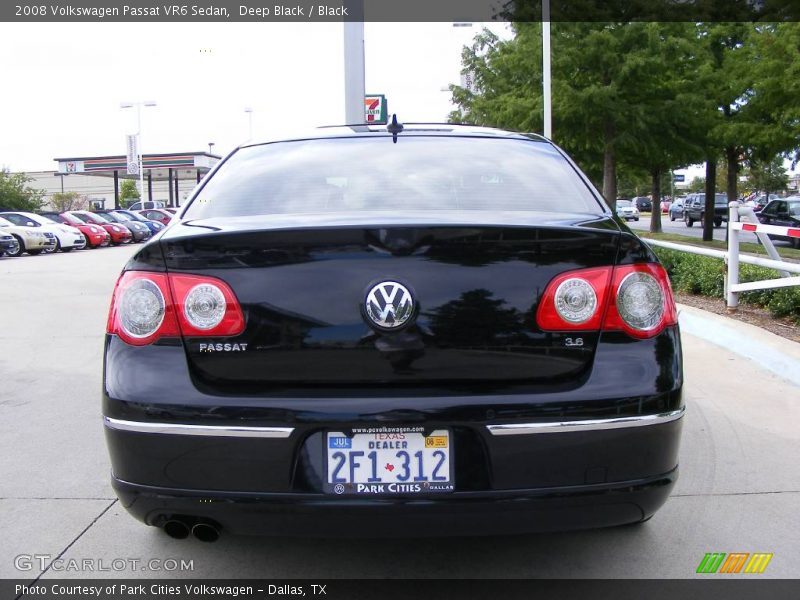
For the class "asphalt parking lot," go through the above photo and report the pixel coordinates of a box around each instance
[628,213,796,247]
[1,244,799,580]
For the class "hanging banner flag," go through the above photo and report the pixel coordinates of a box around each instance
[126,135,139,175]
[461,71,477,93]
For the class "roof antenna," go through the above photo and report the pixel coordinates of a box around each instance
[386,114,403,143]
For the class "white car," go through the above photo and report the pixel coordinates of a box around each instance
[0,211,86,252]
[128,200,166,211]
[0,215,50,256]
[615,200,640,221]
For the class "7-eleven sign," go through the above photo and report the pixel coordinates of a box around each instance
[364,94,387,124]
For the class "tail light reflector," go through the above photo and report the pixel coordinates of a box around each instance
[603,263,678,338]
[536,263,677,338]
[169,274,245,337]
[107,271,244,345]
[536,267,612,331]
[106,272,179,346]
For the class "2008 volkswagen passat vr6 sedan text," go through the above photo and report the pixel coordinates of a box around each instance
[103,121,684,541]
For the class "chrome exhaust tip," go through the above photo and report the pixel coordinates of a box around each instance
[191,522,220,543]
[163,519,191,540]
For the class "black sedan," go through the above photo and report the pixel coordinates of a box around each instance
[757,197,800,248]
[103,121,684,540]
[631,196,652,212]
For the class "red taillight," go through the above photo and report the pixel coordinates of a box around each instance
[106,272,180,346]
[603,263,677,338]
[536,267,613,331]
[107,271,244,345]
[169,274,245,337]
[536,263,677,339]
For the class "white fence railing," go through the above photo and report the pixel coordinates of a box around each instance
[644,202,800,312]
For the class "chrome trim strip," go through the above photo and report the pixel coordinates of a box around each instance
[486,407,685,436]
[103,417,294,439]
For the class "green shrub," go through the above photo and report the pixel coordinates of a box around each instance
[651,246,800,324]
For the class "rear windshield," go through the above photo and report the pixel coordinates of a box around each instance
[75,213,107,224]
[184,136,602,219]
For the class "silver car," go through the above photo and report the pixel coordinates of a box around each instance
[616,200,640,221]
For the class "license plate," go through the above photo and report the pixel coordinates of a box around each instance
[325,428,454,495]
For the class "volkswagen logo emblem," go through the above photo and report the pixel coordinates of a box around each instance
[364,281,416,331]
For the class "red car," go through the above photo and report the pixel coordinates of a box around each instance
[40,211,111,248]
[137,208,172,226]
[68,211,132,245]
[660,200,671,214]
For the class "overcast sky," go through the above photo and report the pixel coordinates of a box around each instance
[3,21,793,185]
[0,22,509,172]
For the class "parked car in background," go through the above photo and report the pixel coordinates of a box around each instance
[40,211,111,248]
[683,193,728,228]
[632,196,652,212]
[128,200,166,211]
[93,210,152,243]
[112,209,166,236]
[615,199,640,221]
[668,197,685,221]
[0,229,19,257]
[0,215,50,256]
[751,193,779,212]
[0,211,86,252]
[756,197,800,248]
[103,123,684,539]
[660,200,671,214]
[67,211,132,245]
[137,208,173,226]
[164,208,178,215]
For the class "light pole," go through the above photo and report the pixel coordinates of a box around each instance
[244,107,253,140]
[120,100,157,203]
[542,0,552,138]
[342,0,366,124]
[208,142,215,154]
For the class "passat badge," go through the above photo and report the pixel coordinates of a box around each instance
[198,342,248,353]
[364,281,415,330]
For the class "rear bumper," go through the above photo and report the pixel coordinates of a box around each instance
[110,232,132,243]
[103,325,684,536]
[63,235,86,249]
[94,234,111,246]
[104,408,683,536]
[111,468,677,537]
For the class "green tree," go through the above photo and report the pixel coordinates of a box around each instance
[119,179,140,208]
[449,21,800,230]
[616,23,707,232]
[617,168,650,198]
[0,169,45,211]
[450,23,706,211]
[747,156,789,197]
[50,191,86,212]
[693,23,800,237]
[687,176,706,193]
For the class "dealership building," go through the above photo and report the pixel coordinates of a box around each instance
[22,151,220,210]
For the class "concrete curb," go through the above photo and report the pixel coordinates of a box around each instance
[677,303,800,388]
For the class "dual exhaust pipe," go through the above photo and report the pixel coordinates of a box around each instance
[163,517,220,542]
